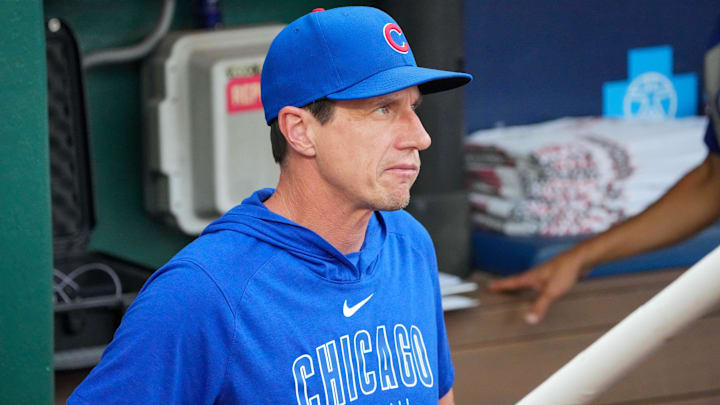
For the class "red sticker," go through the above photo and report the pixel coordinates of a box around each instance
[226,75,262,114]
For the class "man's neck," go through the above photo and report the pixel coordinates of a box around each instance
[264,169,373,255]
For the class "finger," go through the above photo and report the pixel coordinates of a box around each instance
[525,293,555,325]
[489,273,536,292]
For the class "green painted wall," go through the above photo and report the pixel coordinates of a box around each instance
[0,2,53,404]
[0,2,375,402]
[43,0,371,269]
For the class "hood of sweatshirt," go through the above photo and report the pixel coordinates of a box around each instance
[201,188,387,283]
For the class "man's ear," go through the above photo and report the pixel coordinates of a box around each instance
[277,106,317,158]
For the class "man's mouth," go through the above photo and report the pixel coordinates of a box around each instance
[385,163,419,177]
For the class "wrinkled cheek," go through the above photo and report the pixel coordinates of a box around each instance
[337,158,373,192]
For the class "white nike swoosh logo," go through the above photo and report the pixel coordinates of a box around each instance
[343,293,374,318]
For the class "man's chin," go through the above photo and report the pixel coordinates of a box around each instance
[373,191,411,211]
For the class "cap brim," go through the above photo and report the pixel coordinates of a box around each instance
[326,65,472,100]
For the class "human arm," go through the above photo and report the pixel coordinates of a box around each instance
[489,153,720,323]
[438,388,455,405]
[439,388,455,404]
[67,261,235,404]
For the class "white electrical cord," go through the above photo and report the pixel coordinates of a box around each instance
[53,268,80,304]
[53,262,123,304]
[83,0,176,69]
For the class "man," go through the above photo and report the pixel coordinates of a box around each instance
[69,6,471,405]
[490,19,720,325]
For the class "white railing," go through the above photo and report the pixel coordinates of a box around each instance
[517,244,720,405]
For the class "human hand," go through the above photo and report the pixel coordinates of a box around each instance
[488,250,588,324]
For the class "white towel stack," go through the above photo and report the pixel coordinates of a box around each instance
[465,117,708,236]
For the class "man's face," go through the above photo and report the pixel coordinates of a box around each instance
[310,86,430,211]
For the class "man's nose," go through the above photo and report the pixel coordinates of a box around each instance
[398,109,431,151]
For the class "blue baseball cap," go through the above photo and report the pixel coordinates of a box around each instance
[260,6,473,124]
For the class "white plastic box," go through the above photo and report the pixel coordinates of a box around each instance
[143,25,283,234]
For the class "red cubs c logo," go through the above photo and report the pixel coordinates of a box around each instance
[383,23,409,54]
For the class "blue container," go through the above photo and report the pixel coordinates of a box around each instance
[472,222,720,277]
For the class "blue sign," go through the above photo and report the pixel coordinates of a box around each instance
[603,46,697,119]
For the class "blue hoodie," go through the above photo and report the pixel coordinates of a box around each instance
[69,189,454,405]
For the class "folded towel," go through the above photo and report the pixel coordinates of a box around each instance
[466,117,707,236]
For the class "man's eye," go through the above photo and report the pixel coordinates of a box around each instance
[376,106,390,115]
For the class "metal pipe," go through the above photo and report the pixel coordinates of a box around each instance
[517,244,720,405]
[83,0,175,69]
